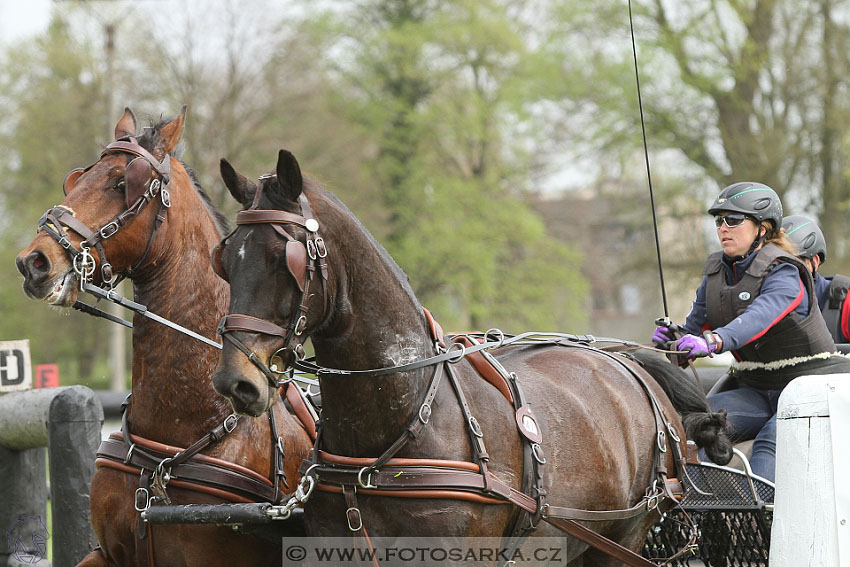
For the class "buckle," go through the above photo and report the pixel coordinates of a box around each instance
[315,237,328,257]
[134,487,151,512]
[99,221,120,239]
[224,413,239,433]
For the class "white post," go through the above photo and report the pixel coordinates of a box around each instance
[771,374,850,566]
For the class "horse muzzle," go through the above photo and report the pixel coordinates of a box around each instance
[16,249,79,306]
[212,366,277,417]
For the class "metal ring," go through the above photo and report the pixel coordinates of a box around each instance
[469,416,484,438]
[667,422,681,443]
[446,341,466,363]
[532,443,547,465]
[294,315,307,336]
[646,494,660,511]
[484,328,505,348]
[657,430,667,453]
[269,348,287,373]
[73,248,96,279]
[357,467,377,489]
[418,402,432,424]
[124,443,136,465]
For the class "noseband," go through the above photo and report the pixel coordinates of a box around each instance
[37,137,172,288]
[214,189,328,388]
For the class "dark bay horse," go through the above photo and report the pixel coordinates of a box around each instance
[15,109,314,567]
[210,150,731,565]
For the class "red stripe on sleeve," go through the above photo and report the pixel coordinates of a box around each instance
[747,279,804,344]
[841,293,850,341]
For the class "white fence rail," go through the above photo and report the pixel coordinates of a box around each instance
[771,374,850,566]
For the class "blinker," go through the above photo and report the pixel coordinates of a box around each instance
[286,240,308,291]
[125,157,154,208]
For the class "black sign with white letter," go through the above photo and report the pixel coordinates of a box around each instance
[0,340,32,391]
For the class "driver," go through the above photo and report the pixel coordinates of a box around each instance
[651,182,850,482]
[781,215,850,350]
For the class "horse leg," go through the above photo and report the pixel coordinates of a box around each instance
[75,548,108,567]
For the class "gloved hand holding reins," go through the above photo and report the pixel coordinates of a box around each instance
[675,334,717,360]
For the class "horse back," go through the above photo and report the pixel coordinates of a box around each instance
[462,343,682,513]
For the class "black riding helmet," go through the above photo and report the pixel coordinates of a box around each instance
[708,182,783,259]
[708,182,783,231]
[782,214,827,264]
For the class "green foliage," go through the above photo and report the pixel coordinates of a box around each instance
[0,14,117,388]
[317,0,589,330]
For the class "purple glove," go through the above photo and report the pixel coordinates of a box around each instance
[675,334,716,360]
[651,324,680,346]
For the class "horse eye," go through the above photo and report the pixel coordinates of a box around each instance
[113,178,126,192]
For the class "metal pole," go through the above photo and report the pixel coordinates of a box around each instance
[103,20,129,392]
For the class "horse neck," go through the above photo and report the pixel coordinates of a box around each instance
[311,195,435,456]
[126,165,232,445]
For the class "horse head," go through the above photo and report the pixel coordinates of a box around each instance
[212,149,329,416]
[16,106,187,306]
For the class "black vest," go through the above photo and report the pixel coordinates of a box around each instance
[822,274,850,344]
[703,243,836,365]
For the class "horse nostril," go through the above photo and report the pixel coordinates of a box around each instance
[232,379,260,406]
[17,251,51,281]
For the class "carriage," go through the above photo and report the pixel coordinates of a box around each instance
[15,106,777,566]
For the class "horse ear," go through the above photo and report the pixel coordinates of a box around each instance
[114,107,137,140]
[275,149,303,202]
[152,105,187,161]
[220,158,257,209]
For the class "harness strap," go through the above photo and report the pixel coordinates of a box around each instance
[303,461,538,514]
[357,363,446,475]
[98,434,280,503]
[282,381,318,440]
[104,139,171,180]
[543,516,660,567]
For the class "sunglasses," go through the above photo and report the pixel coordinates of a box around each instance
[714,214,749,228]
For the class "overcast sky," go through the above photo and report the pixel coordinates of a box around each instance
[0,0,51,44]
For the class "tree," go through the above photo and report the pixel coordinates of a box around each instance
[312,0,588,330]
[544,0,850,274]
[0,15,114,387]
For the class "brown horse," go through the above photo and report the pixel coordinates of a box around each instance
[209,150,732,565]
[15,109,313,567]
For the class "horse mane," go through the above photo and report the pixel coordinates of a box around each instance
[308,178,422,313]
[133,118,229,238]
[182,163,230,236]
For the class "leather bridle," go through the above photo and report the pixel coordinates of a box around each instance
[37,136,172,288]
[213,186,328,388]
